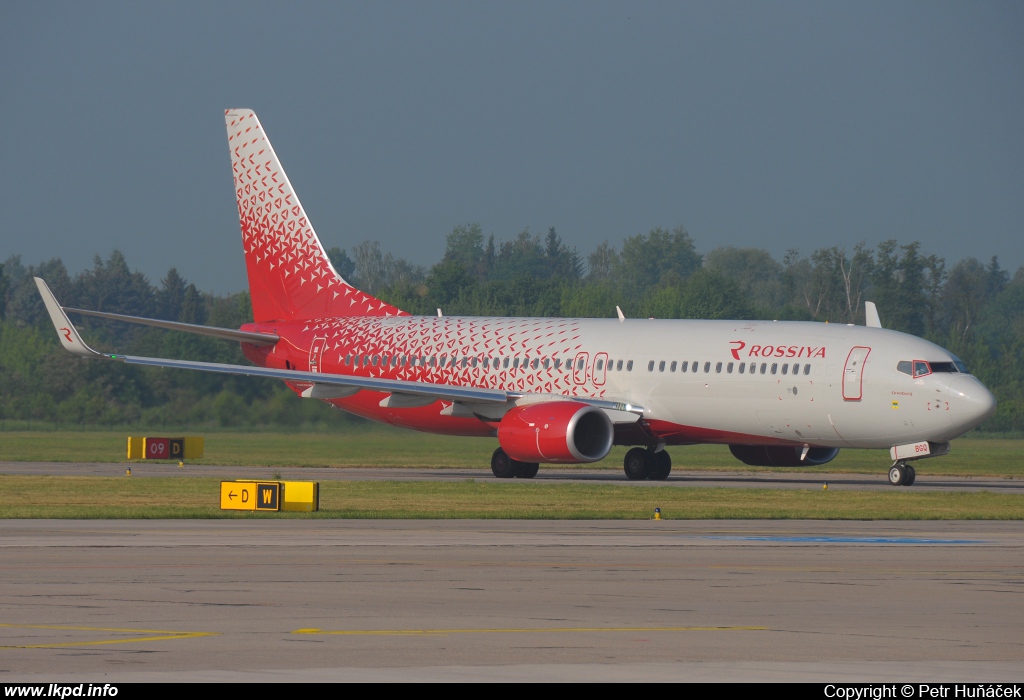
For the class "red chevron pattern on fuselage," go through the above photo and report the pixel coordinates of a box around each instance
[240,315,605,436]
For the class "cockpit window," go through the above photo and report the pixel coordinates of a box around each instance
[913,360,931,377]
[930,362,959,373]
[897,361,912,376]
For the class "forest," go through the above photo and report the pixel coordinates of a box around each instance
[1,224,1021,432]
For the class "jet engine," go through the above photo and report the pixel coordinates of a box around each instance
[497,401,614,464]
[728,445,840,467]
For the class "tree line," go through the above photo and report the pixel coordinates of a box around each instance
[1,225,1021,432]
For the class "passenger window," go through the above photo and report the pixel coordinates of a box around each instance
[727,362,734,373]
[670,361,677,372]
[648,361,655,372]
[692,362,699,373]
[471,358,478,368]
[554,359,561,370]
[617,360,623,371]
[760,363,767,374]
[598,359,605,371]
[782,363,788,375]
[804,364,811,375]
[345,355,352,366]
[739,363,745,374]
[513,358,519,369]
[704,362,711,373]
[715,362,722,373]
[627,360,633,371]
[771,363,778,375]
[529,358,537,369]
[503,358,510,369]
[658,361,664,372]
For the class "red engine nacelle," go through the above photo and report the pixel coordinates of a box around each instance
[497,401,614,464]
[728,445,840,467]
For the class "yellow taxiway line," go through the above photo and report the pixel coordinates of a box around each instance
[293,625,767,636]
[0,623,217,649]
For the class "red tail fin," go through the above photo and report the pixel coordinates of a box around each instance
[225,109,407,322]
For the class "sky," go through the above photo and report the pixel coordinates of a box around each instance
[1,1,1022,294]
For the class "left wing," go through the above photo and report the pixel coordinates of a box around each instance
[34,278,644,419]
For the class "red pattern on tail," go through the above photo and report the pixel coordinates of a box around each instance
[225,110,406,323]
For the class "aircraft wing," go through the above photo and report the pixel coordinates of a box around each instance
[34,278,643,418]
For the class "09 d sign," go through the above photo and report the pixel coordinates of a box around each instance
[145,437,184,460]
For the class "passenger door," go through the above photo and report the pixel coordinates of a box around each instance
[842,346,871,401]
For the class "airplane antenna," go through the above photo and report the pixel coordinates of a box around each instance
[616,306,625,322]
[865,301,882,328]
[437,308,443,317]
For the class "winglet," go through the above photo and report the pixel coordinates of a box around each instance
[864,301,882,328]
[33,278,105,357]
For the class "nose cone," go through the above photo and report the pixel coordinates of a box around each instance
[948,377,997,432]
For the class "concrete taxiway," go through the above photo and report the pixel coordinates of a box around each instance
[1,519,1021,682]
[2,461,1021,492]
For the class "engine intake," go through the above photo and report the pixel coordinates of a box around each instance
[728,445,840,467]
[498,401,614,464]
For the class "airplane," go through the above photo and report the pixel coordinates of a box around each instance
[34,109,997,486]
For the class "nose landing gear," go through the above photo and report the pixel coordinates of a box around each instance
[888,461,916,486]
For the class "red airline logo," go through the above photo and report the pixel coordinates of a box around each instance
[730,340,825,360]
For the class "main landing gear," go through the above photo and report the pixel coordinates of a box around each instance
[888,461,916,486]
[623,447,672,481]
[490,448,539,479]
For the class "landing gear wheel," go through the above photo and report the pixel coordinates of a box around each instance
[904,464,916,486]
[491,448,519,479]
[624,447,651,480]
[888,463,907,486]
[649,450,672,480]
[517,462,540,479]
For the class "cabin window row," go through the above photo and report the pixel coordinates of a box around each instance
[646,360,813,376]
[341,354,635,372]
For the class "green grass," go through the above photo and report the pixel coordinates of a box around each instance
[0,429,1021,478]
[0,476,1020,520]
